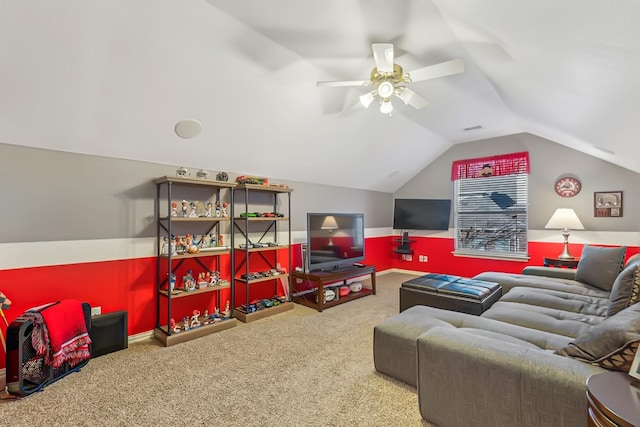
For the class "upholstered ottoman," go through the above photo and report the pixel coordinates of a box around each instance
[400,273,502,315]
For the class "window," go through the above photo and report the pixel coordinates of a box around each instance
[451,152,529,259]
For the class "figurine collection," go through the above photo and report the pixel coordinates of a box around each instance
[161,233,228,256]
[169,300,232,334]
[170,199,228,219]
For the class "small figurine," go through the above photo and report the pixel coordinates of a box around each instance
[209,234,217,247]
[181,200,189,217]
[186,234,199,254]
[170,318,181,334]
[222,300,230,318]
[202,309,210,325]
[161,236,169,255]
[183,316,190,331]
[215,201,221,217]
[197,272,208,289]
[196,169,209,180]
[183,270,195,291]
[222,202,228,218]
[205,202,213,218]
[216,171,228,182]
[199,234,211,249]
[168,273,176,292]
[190,310,201,328]
[218,235,224,247]
[171,201,178,217]
[189,202,198,218]
[176,166,190,177]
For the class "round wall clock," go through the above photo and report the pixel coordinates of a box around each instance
[554,176,582,197]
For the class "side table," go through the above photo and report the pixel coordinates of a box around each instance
[543,257,579,268]
[586,371,640,426]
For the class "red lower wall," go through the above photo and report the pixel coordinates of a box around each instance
[0,236,637,369]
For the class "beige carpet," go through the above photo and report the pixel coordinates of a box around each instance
[0,272,434,427]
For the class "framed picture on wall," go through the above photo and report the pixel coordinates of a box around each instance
[594,191,623,217]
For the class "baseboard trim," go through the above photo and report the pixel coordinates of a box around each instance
[128,330,154,344]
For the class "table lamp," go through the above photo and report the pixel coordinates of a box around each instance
[321,215,339,246]
[545,208,584,259]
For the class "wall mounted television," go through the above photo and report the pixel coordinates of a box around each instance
[306,213,365,272]
[393,198,452,231]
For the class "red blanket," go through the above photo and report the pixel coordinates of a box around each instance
[29,300,92,368]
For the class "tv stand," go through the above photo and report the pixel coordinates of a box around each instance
[290,265,376,312]
[393,232,415,255]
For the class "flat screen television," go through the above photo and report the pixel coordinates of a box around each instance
[306,213,365,272]
[393,198,452,230]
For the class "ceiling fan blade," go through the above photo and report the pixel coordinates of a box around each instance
[372,43,394,73]
[316,80,369,88]
[407,59,465,83]
[395,87,427,110]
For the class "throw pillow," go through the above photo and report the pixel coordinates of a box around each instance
[607,261,640,317]
[575,245,626,291]
[555,302,640,371]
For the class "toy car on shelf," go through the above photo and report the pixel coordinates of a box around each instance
[236,175,269,186]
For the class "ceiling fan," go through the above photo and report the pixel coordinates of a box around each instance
[316,43,465,116]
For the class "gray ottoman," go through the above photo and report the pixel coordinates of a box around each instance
[400,273,502,315]
[373,306,458,386]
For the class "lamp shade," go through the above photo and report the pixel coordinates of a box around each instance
[321,216,339,230]
[545,208,585,230]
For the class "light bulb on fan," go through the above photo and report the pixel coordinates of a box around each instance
[379,99,393,115]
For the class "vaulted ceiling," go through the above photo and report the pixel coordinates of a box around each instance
[1,1,638,192]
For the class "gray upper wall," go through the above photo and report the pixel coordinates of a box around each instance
[2,132,637,245]
[394,133,639,232]
[0,143,391,243]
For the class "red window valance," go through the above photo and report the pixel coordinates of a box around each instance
[451,151,530,180]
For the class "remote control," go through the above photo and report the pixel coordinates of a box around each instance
[353,262,365,268]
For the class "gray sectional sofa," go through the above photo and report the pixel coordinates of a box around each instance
[373,246,640,427]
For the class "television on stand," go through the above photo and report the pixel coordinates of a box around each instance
[306,213,365,272]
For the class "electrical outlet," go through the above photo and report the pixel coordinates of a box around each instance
[91,306,102,316]
[419,255,428,262]
[402,254,413,261]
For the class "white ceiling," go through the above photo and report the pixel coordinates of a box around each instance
[1,0,639,192]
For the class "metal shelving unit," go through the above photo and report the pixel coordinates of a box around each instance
[232,184,294,322]
[153,175,237,346]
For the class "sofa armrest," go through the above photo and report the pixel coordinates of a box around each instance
[522,266,577,280]
[416,327,603,427]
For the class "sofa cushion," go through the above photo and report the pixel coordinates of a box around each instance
[575,244,626,291]
[607,263,640,317]
[555,302,640,371]
[499,286,609,317]
[482,301,601,338]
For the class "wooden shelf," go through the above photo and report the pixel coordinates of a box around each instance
[159,216,231,222]
[154,176,237,188]
[235,273,288,285]
[233,301,294,323]
[159,249,231,259]
[293,288,373,311]
[154,318,237,347]
[235,183,294,193]
[234,217,289,221]
[235,245,289,253]
[159,282,231,298]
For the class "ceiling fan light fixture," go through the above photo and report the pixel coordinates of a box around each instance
[378,81,394,99]
[379,99,393,115]
[359,91,377,109]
